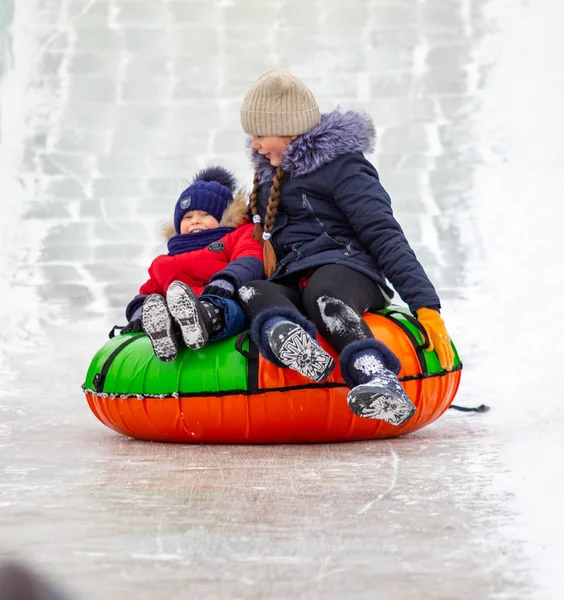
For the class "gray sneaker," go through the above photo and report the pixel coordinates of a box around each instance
[166,281,210,350]
[142,294,178,362]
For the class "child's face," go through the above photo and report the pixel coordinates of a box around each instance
[251,135,297,167]
[180,210,220,234]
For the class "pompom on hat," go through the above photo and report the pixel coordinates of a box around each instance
[241,68,321,137]
[173,166,237,234]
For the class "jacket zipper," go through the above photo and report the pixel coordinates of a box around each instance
[302,194,353,254]
[302,194,326,232]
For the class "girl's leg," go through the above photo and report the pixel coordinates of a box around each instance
[238,279,334,381]
[301,264,387,352]
[238,277,303,319]
[302,265,415,425]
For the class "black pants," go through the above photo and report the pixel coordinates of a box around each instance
[238,264,387,353]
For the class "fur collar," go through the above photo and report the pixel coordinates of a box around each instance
[161,190,249,240]
[248,108,376,183]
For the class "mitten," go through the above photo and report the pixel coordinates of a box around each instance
[416,308,454,370]
[120,319,143,334]
[202,279,235,299]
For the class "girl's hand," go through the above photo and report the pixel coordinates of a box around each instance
[416,308,455,371]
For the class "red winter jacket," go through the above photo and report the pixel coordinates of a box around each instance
[139,223,263,297]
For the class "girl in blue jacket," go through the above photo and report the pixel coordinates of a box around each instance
[238,68,455,426]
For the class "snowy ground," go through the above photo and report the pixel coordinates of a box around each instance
[0,0,563,598]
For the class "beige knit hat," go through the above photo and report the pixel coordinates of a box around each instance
[241,68,321,136]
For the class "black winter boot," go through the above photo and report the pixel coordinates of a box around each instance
[345,350,416,425]
[166,281,211,350]
[142,294,178,362]
[200,299,225,334]
[264,318,335,382]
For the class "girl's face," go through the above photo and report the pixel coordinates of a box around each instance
[250,135,297,167]
[180,210,219,235]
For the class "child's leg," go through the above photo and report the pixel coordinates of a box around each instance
[238,279,334,381]
[142,294,178,362]
[166,281,210,350]
[302,265,415,425]
[200,296,247,341]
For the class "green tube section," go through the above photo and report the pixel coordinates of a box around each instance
[83,333,249,395]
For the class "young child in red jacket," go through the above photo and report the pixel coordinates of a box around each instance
[123,167,264,362]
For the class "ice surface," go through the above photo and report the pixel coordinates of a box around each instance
[1,0,563,598]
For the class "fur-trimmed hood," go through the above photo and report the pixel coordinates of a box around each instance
[161,190,249,240]
[249,108,376,183]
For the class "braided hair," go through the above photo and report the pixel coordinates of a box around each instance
[249,166,286,277]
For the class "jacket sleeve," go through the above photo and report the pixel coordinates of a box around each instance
[125,294,147,321]
[331,154,441,312]
[138,275,161,297]
[211,223,265,289]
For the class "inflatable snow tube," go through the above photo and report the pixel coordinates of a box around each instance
[83,306,462,443]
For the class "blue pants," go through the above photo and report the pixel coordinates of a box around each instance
[200,294,248,342]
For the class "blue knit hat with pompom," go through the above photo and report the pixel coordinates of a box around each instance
[174,166,237,234]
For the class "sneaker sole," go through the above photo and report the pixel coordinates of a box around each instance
[347,383,416,425]
[142,295,178,362]
[270,323,335,382]
[166,282,209,350]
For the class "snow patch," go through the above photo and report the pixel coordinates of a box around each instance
[353,354,384,378]
[238,286,257,303]
[316,295,364,336]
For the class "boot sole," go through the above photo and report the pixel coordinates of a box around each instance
[142,295,178,362]
[166,282,209,350]
[347,383,416,425]
[269,322,335,382]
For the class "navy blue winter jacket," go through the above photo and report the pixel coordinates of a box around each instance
[251,109,441,313]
